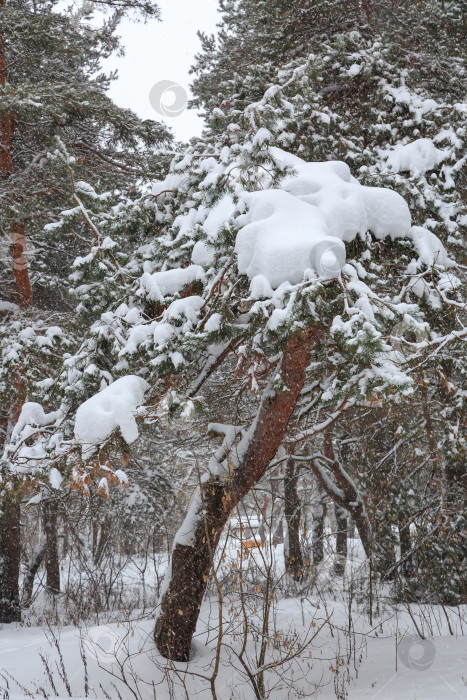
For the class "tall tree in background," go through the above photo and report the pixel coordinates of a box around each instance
[191,0,466,118]
[0,0,170,623]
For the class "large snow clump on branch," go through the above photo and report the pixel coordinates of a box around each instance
[384,138,447,174]
[232,147,447,288]
[74,376,149,457]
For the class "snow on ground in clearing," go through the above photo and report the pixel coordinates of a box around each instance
[1,603,466,699]
[1,539,466,699]
[74,375,149,457]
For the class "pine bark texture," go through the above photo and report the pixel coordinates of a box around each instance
[154,327,323,661]
[10,222,33,309]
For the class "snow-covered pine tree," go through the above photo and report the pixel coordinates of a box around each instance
[12,105,465,661]
[6,0,466,653]
[191,0,467,603]
[0,0,171,622]
[191,0,465,119]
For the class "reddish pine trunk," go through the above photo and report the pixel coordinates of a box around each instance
[0,113,15,175]
[155,327,322,661]
[0,10,15,178]
[1,15,33,309]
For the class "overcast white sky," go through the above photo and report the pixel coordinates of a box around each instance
[104,0,220,142]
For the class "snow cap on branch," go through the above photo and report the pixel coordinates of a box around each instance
[74,375,149,457]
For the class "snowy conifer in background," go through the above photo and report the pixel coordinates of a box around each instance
[0,0,171,622]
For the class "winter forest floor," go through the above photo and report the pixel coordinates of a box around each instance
[1,541,466,699]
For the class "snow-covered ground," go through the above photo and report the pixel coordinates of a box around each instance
[1,599,466,698]
[1,540,466,699]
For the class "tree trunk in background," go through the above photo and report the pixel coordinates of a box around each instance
[284,457,304,581]
[334,504,348,576]
[44,500,60,594]
[309,424,374,564]
[1,10,33,309]
[155,327,323,661]
[0,495,21,622]
[398,521,413,579]
[312,478,326,567]
[93,516,112,565]
[0,15,33,616]
[22,542,47,608]
[0,382,26,623]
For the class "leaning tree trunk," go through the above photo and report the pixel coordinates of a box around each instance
[154,327,323,661]
[43,500,60,594]
[0,494,21,622]
[284,456,304,581]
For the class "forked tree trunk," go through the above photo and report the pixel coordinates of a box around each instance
[284,457,304,581]
[0,495,21,622]
[43,500,60,594]
[154,327,323,661]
